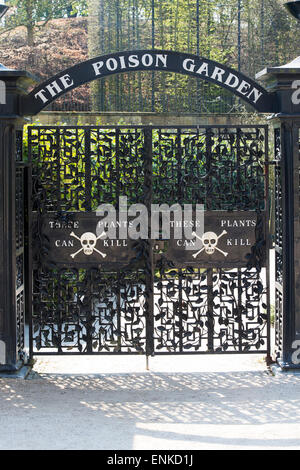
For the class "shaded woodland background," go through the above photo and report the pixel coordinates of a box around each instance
[0,0,299,113]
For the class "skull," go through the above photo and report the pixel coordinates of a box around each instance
[80,232,97,255]
[202,231,218,255]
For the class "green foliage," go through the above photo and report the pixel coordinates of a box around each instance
[26,123,266,213]
[87,0,300,113]
[69,0,88,16]
[1,0,299,113]
[4,0,82,44]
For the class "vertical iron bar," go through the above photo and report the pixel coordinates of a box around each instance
[127,0,131,112]
[100,0,105,110]
[27,128,33,359]
[205,128,212,210]
[56,128,61,212]
[24,161,33,360]
[108,1,112,111]
[178,270,183,353]
[135,0,142,111]
[264,126,271,362]
[238,268,242,352]
[117,270,121,353]
[116,0,120,110]
[85,271,93,354]
[237,0,242,110]
[207,269,214,351]
[236,127,243,350]
[57,271,63,354]
[206,128,214,350]
[84,128,92,212]
[176,128,184,353]
[56,128,63,353]
[196,0,201,113]
[144,128,154,357]
[238,0,241,72]
[282,122,294,365]
[115,128,120,209]
[177,128,183,203]
[196,0,200,56]
[85,128,93,353]
[151,0,155,112]
[261,0,265,68]
[116,128,121,352]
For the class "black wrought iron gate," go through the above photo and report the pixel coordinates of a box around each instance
[27,125,270,357]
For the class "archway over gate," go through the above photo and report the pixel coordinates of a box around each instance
[21,50,276,115]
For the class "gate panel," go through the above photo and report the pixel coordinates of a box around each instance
[28,125,270,356]
[151,126,269,354]
[29,126,148,354]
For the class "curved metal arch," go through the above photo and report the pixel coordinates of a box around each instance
[21,50,275,115]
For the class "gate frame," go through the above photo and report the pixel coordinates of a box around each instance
[27,124,270,357]
[1,50,300,372]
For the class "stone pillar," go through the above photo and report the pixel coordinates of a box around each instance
[0,67,36,371]
[257,57,300,369]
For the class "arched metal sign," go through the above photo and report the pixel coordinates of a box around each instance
[21,50,275,115]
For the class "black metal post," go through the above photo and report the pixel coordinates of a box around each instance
[0,68,36,372]
[272,117,300,368]
[257,57,300,369]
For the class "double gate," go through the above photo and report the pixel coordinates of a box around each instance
[27,125,270,357]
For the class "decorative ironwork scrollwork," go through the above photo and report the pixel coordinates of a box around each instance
[29,125,270,355]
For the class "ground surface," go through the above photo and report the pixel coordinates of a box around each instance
[1,354,300,450]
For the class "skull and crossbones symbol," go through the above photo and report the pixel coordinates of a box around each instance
[192,230,228,258]
[70,231,106,259]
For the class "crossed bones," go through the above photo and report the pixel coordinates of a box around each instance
[70,231,107,259]
[192,230,228,258]
[69,229,228,260]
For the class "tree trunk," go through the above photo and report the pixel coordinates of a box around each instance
[88,0,105,111]
[27,24,34,46]
[24,0,35,46]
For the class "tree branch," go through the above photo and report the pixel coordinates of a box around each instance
[0,24,27,36]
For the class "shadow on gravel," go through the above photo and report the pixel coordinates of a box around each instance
[1,370,300,449]
[22,370,300,425]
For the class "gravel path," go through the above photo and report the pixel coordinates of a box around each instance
[1,355,300,450]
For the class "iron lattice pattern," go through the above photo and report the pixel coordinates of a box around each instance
[28,125,269,355]
[152,127,266,209]
[274,128,283,357]
[29,127,145,212]
[33,269,147,353]
[154,268,268,353]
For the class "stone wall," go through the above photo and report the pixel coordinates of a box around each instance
[32,112,267,126]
